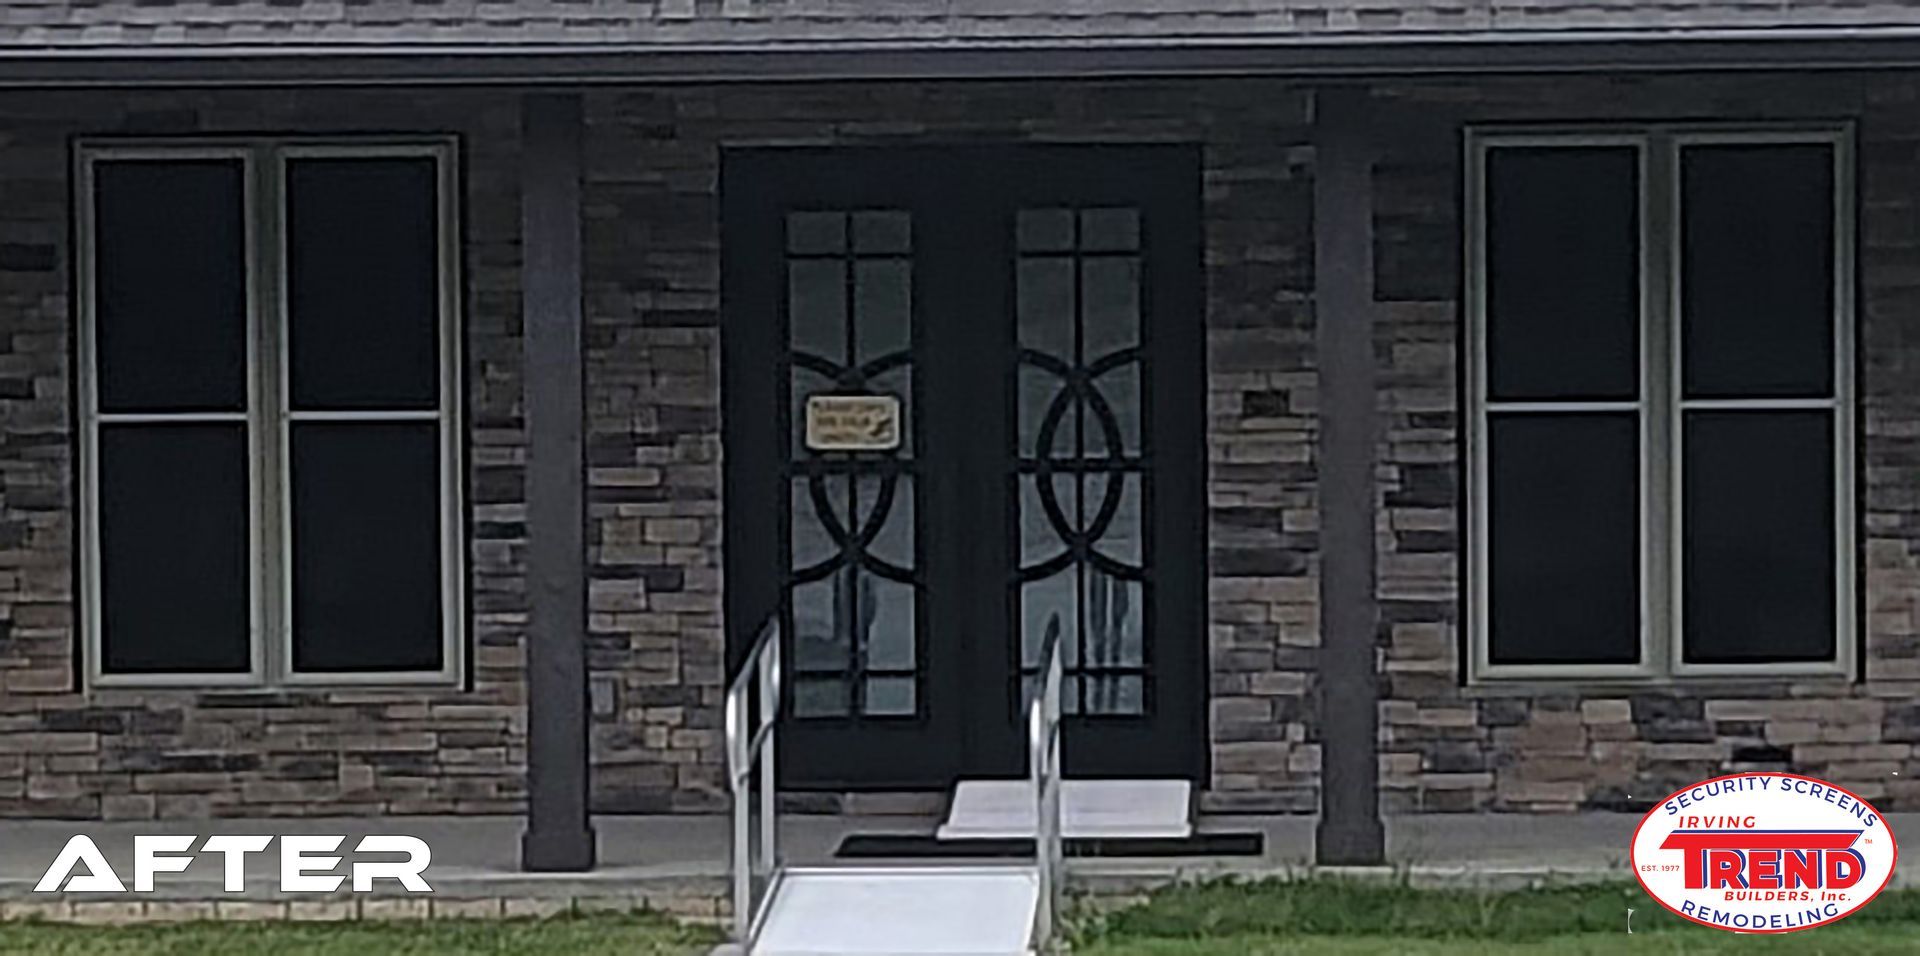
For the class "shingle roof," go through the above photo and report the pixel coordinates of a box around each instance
[8,0,1920,53]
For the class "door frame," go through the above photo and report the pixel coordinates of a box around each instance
[720,144,1208,789]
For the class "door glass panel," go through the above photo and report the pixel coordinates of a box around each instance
[863,576,917,671]
[1097,576,1146,668]
[1079,208,1140,253]
[1092,475,1143,567]
[864,677,915,716]
[1082,257,1141,357]
[787,259,845,364]
[794,678,849,718]
[1021,568,1081,713]
[791,576,845,674]
[787,211,846,255]
[1086,675,1144,716]
[1015,205,1149,717]
[852,210,911,255]
[1017,365,1058,455]
[1017,257,1076,358]
[1020,477,1068,568]
[785,210,919,720]
[1082,569,1143,716]
[1017,208,1075,252]
[854,260,911,366]
[862,474,914,569]
[1097,363,1141,457]
[790,475,844,571]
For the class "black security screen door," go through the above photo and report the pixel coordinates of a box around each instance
[723,146,1204,789]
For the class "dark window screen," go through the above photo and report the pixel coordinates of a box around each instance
[291,422,443,672]
[1683,411,1835,663]
[94,160,248,413]
[287,157,440,410]
[98,424,251,673]
[1681,144,1835,399]
[1485,147,1640,402]
[1487,413,1640,665]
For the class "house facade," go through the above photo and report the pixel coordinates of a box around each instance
[0,3,1916,829]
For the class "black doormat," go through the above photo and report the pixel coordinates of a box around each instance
[834,831,1264,860]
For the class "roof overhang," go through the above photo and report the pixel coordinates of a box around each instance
[5,30,1920,87]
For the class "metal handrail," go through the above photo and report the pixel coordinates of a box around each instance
[726,616,782,947]
[1028,621,1065,951]
[726,612,1059,951]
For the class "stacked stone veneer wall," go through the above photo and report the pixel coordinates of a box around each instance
[0,74,1915,818]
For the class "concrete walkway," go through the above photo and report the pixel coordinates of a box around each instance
[2,812,1912,922]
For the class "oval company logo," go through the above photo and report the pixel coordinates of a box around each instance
[1632,773,1898,934]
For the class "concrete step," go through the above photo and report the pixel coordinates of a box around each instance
[938,779,1192,841]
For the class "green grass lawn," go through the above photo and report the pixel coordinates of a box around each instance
[2,882,1916,954]
[0,910,719,955]
[1073,879,1920,954]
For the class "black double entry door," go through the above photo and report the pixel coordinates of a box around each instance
[723,146,1205,790]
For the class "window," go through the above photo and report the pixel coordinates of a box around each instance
[1465,126,1854,681]
[77,140,463,687]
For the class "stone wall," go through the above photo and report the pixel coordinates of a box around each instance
[0,73,1915,819]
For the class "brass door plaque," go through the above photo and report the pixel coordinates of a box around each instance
[805,394,901,451]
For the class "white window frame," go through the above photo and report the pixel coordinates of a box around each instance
[76,137,465,689]
[1465,123,1855,684]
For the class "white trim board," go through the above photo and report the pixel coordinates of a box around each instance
[937,779,1192,841]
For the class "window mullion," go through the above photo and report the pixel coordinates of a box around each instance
[1646,131,1679,679]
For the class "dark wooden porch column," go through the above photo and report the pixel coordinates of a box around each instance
[520,92,597,872]
[1312,86,1387,867]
